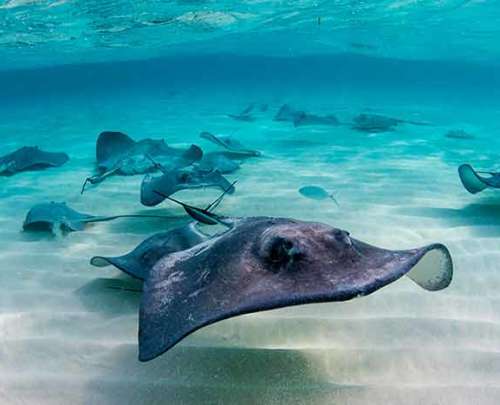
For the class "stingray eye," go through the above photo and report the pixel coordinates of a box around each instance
[331,229,352,248]
[265,236,303,270]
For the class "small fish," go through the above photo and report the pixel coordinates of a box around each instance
[299,185,339,206]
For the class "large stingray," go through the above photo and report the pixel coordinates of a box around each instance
[82,132,202,193]
[140,167,235,207]
[458,164,500,194]
[273,104,339,127]
[90,222,209,280]
[22,202,176,235]
[0,146,69,176]
[200,132,261,157]
[351,114,429,133]
[138,216,453,361]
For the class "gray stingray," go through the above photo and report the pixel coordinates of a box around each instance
[22,202,175,234]
[299,185,339,205]
[138,216,453,361]
[140,167,235,207]
[458,164,500,194]
[445,130,475,140]
[293,111,340,127]
[351,114,429,133]
[197,152,241,174]
[0,146,69,176]
[82,131,202,193]
[273,104,339,127]
[90,222,209,280]
[227,103,256,122]
[200,132,261,157]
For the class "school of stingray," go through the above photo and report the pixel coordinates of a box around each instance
[5,102,493,363]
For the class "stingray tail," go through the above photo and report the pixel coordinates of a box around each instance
[85,214,180,223]
[205,180,238,212]
[106,285,143,293]
[329,193,340,207]
[81,167,120,194]
[144,154,168,174]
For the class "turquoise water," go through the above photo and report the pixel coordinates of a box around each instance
[2,1,500,404]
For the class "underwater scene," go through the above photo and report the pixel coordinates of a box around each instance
[2,1,500,404]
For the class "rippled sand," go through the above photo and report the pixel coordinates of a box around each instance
[1,81,500,404]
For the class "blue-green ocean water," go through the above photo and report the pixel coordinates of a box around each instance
[2,1,500,404]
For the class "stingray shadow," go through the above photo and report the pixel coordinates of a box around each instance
[84,341,335,404]
[396,200,500,237]
[75,276,142,317]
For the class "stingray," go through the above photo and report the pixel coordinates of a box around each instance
[351,114,429,133]
[90,222,209,280]
[22,202,176,235]
[227,103,256,122]
[200,132,261,157]
[299,185,339,205]
[82,131,202,193]
[140,167,235,207]
[273,104,339,127]
[445,129,475,140]
[458,164,500,194]
[0,146,69,176]
[293,111,340,127]
[274,104,299,122]
[138,215,453,361]
[196,152,241,174]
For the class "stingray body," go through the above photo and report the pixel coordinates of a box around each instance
[352,114,399,132]
[82,132,202,192]
[458,164,500,194]
[140,167,235,207]
[22,202,173,234]
[352,114,429,133]
[200,132,261,157]
[138,216,453,361]
[0,146,69,176]
[197,152,241,174]
[274,104,339,127]
[293,111,340,127]
[90,223,208,280]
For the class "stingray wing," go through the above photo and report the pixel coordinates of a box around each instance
[96,131,136,166]
[0,147,68,175]
[458,164,499,194]
[28,148,69,169]
[138,227,452,361]
[90,224,208,280]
